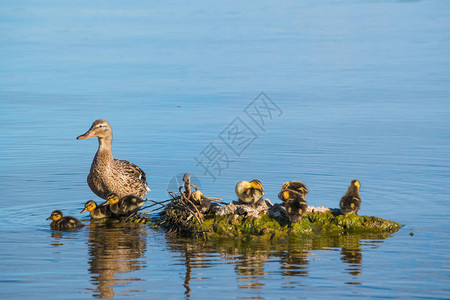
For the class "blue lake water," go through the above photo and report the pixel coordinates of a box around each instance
[1,0,449,298]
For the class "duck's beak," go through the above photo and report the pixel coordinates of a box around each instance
[77,130,94,140]
[46,216,52,220]
[80,208,87,214]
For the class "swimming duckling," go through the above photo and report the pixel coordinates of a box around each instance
[281,180,309,197]
[278,190,308,223]
[235,180,264,207]
[80,200,112,219]
[191,190,212,213]
[106,193,146,216]
[340,179,361,215]
[46,210,84,231]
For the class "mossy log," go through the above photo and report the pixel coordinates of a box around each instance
[158,199,402,240]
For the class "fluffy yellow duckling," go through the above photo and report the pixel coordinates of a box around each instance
[80,200,112,219]
[191,190,212,213]
[340,179,361,215]
[235,180,264,206]
[46,210,84,231]
[106,193,146,216]
[191,190,203,202]
[281,180,309,197]
[77,119,150,200]
[278,190,308,223]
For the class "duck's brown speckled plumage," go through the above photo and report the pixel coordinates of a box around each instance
[77,119,150,200]
[340,179,361,215]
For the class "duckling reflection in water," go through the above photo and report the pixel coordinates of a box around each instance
[81,200,112,219]
[87,222,147,298]
[106,193,146,216]
[235,180,264,207]
[341,246,362,276]
[340,179,361,215]
[46,210,84,231]
[278,190,308,223]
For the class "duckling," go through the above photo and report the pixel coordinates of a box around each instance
[235,180,264,206]
[46,210,84,231]
[77,119,150,200]
[281,180,309,197]
[340,179,361,215]
[278,190,308,223]
[191,190,203,203]
[106,193,146,216]
[80,200,112,219]
[191,190,211,213]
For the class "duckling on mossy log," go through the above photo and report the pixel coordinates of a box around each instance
[160,200,401,240]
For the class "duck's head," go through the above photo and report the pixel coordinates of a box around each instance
[278,190,291,202]
[351,179,361,190]
[47,210,63,221]
[77,119,112,141]
[249,179,264,192]
[347,179,361,194]
[81,200,97,213]
[282,181,309,196]
[106,193,120,205]
[278,190,304,202]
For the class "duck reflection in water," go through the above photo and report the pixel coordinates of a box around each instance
[234,250,268,290]
[279,247,309,277]
[166,234,391,294]
[341,246,362,277]
[339,236,364,285]
[87,220,147,298]
[166,240,215,298]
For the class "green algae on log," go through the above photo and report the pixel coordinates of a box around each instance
[159,199,402,240]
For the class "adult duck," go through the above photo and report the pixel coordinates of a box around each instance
[77,119,150,199]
